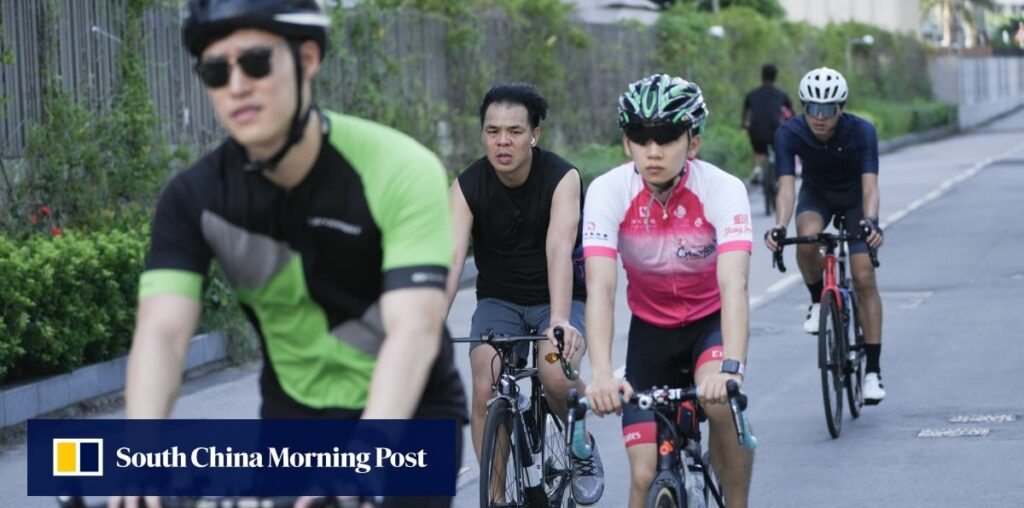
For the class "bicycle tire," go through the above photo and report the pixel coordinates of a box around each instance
[845,289,866,418]
[645,480,681,508]
[480,397,523,508]
[819,294,844,438]
[538,397,573,507]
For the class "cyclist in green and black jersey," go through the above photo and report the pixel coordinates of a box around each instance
[116,2,466,507]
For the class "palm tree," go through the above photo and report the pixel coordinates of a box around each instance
[922,0,998,47]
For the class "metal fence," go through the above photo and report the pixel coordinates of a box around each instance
[1,1,657,162]
[929,55,1024,129]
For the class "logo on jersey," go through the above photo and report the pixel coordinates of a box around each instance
[694,218,703,228]
[733,214,749,225]
[308,217,362,236]
[676,241,716,260]
[673,205,687,219]
[586,221,596,231]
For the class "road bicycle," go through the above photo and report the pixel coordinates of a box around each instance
[770,215,879,438]
[566,381,756,508]
[452,327,578,507]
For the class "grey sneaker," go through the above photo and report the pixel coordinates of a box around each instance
[571,433,605,505]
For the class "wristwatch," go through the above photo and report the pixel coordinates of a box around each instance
[720,359,745,377]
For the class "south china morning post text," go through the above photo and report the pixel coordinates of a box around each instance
[114,445,428,473]
[28,419,458,496]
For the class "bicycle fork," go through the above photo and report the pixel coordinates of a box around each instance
[500,378,548,507]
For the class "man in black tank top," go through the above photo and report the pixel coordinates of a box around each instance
[444,83,605,504]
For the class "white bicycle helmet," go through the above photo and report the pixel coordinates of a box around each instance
[798,67,848,104]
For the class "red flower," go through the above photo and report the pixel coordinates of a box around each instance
[28,214,39,225]
[49,226,63,237]
[39,205,52,218]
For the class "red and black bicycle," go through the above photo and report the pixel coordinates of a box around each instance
[770,215,879,438]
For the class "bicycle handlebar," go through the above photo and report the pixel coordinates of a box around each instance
[566,380,757,461]
[770,225,879,273]
[451,327,578,381]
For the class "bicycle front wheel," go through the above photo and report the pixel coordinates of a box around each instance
[481,397,523,508]
[645,480,681,508]
[538,398,574,507]
[819,295,845,438]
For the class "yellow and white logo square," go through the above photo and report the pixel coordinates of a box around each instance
[53,438,103,476]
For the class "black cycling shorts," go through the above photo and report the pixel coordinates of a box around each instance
[621,311,723,448]
[796,185,869,255]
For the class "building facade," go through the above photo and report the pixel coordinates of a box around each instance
[779,0,921,33]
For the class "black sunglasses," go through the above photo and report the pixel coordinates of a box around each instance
[804,102,841,119]
[194,43,288,88]
[624,123,689,145]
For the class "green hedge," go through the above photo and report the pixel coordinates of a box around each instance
[0,230,146,382]
[0,229,251,385]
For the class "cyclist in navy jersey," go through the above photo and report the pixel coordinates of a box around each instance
[765,67,886,404]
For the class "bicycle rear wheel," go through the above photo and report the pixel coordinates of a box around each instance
[539,397,574,507]
[481,397,523,508]
[818,295,845,438]
[845,290,866,418]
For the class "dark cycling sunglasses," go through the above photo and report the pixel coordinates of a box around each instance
[194,43,288,88]
[624,123,688,145]
[804,102,841,119]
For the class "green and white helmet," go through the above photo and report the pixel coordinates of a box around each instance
[618,74,708,135]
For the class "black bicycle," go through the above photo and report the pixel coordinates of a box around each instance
[452,327,578,508]
[770,215,879,438]
[566,381,756,508]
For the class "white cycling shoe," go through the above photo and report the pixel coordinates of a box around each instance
[803,303,820,334]
[863,373,886,405]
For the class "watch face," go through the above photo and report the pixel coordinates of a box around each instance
[721,359,741,374]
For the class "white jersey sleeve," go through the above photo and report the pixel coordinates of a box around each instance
[697,160,753,253]
[582,162,635,259]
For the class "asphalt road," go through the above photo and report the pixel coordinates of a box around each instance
[4,109,1024,507]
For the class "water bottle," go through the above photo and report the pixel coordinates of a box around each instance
[683,449,706,508]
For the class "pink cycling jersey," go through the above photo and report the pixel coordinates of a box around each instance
[582,159,752,327]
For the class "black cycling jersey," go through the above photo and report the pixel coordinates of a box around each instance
[744,84,793,144]
[140,109,467,421]
[458,147,586,306]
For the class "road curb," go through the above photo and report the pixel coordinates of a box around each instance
[0,333,225,429]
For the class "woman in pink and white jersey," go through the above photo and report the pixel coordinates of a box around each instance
[582,74,754,508]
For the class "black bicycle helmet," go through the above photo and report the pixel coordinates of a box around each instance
[181,0,330,172]
[182,0,329,59]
